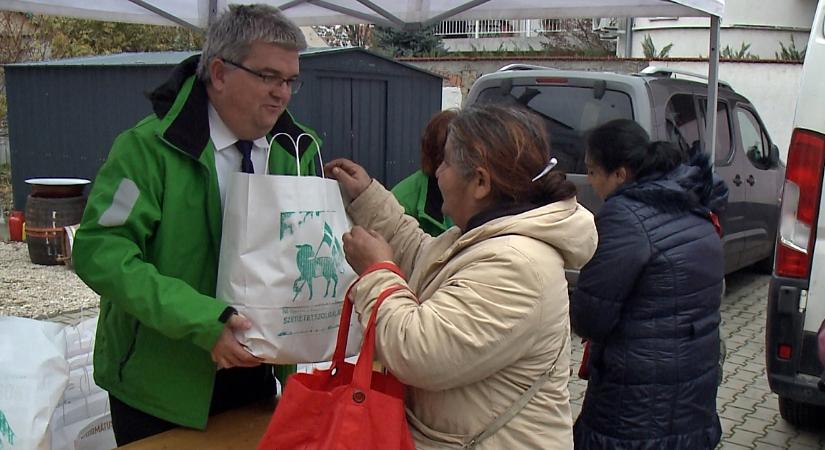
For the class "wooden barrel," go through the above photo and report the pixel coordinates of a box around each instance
[25,195,86,265]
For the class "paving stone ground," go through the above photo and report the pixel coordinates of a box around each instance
[51,268,824,449]
[568,268,825,449]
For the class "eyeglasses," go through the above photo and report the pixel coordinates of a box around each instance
[221,59,303,94]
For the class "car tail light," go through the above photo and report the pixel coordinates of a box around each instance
[775,128,825,278]
[777,343,793,360]
[535,77,568,84]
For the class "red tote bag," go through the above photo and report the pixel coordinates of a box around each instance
[258,262,416,450]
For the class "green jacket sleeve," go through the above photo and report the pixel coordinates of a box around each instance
[73,130,226,352]
[391,170,423,218]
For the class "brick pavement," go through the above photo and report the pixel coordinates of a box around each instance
[568,268,825,449]
[52,269,825,448]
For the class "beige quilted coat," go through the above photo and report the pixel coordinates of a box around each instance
[347,182,597,450]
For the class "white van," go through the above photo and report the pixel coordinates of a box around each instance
[765,0,825,428]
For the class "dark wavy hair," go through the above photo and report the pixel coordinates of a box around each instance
[420,110,458,176]
[586,119,685,180]
[447,104,576,205]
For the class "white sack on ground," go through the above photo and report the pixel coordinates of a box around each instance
[0,317,69,450]
[51,314,115,450]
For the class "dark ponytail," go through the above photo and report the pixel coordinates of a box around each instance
[635,141,685,179]
[530,171,577,205]
[586,119,685,180]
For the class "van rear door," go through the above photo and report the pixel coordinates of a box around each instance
[765,0,825,428]
[794,1,825,340]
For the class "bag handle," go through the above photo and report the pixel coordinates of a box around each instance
[331,261,407,366]
[351,284,408,392]
[268,132,323,177]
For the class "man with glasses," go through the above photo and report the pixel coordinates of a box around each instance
[72,4,319,445]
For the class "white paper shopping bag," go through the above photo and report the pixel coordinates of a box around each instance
[216,134,361,364]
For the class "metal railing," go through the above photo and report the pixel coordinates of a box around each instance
[433,19,564,38]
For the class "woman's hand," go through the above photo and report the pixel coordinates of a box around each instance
[342,226,394,275]
[324,159,372,200]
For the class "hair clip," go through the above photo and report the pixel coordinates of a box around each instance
[531,157,558,182]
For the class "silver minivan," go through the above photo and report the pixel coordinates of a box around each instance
[766,0,825,428]
[465,66,784,278]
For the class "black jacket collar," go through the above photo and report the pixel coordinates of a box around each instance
[464,202,537,233]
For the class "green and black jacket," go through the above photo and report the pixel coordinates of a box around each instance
[73,55,319,429]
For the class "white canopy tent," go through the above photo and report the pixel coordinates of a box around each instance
[0,0,725,157]
[0,1,723,29]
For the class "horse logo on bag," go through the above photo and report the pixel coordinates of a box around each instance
[0,409,15,449]
[292,222,345,301]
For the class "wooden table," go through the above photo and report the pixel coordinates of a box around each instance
[120,399,276,449]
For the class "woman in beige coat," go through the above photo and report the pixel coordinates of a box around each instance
[326,104,597,449]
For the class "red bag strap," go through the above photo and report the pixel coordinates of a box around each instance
[331,262,407,365]
[709,211,723,237]
[351,284,408,392]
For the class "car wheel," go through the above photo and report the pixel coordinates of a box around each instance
[778,397,825,429]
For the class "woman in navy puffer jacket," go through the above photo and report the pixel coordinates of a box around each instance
[571,119,726,449]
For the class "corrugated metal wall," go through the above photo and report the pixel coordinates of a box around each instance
[6,49,442,210]
[388,75,442,184]
[289,49,442,187]
[6,65,175,209]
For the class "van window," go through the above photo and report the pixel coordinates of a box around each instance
[664,94,701,155]
[737,107,773,170]
[475,85,633,174]
[698,99,734,165]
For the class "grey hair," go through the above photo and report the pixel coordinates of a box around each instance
[444,133,476,178]
[446,105,546,177]
[196,4,307,82]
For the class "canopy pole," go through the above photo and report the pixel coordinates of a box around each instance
[126,0,201,32]
[423,0,493,28]
[208,0,218,26]
[624,17,633,57]
[354,0,406,28]
[279,0,396,28]
[705,14,721,164]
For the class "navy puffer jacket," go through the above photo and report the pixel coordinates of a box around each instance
[571,154,726,450]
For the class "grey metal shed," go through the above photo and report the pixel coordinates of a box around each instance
[4,47,442,209]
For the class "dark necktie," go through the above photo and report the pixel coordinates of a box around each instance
[236,140,255,174]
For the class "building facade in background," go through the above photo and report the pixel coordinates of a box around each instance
[433,18,566,52]
[432,0,817,59]
[621,0,817,58]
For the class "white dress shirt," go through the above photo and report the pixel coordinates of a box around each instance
[208,103,269,211]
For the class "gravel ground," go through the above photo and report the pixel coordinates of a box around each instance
[0,241,99,318]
